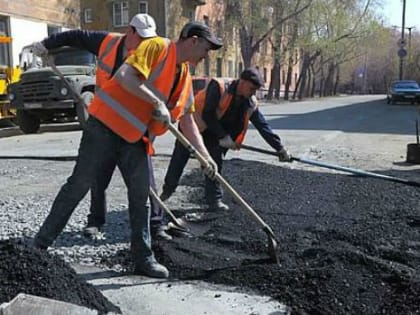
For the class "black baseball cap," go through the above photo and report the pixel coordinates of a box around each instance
[240,67,264,87]
[180,22,223,50]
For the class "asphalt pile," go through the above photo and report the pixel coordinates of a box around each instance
[105,159,420,315]
[0,239,121,314]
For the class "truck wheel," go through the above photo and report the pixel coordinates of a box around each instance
[17,110,40,134]
[77,91,94,129]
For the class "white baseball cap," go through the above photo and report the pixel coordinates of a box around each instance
[129,14,157,38]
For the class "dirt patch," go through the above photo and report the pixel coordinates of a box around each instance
[105,159,420,315]
[0,239,121,314]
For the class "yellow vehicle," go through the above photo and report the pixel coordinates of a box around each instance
[0,35,21,120]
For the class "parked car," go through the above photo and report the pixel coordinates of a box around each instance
[387,80,420,105]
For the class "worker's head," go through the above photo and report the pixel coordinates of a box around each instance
[177,22,223,67]
[125,13,157,50]
[237,67,264,98]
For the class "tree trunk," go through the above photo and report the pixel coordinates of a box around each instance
[267,60,280,100]
[333,64,340,95]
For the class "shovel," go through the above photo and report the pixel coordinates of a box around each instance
[240,144,420,188]
[149,188,194,237]
[168,124,280,264]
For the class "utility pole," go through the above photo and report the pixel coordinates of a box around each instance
[398,0,406,80]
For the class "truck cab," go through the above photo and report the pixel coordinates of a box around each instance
[8,46,96,133]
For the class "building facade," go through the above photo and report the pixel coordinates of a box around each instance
[0,0,299,94]
[0,0,80,67]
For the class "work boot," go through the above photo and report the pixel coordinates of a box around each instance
[208,200,229,211]
[151,225,173,241]
[83,226,104,239]
[134,257,169,278]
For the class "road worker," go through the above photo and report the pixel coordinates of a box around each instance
[161,67,291,211]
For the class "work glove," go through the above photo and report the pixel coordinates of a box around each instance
[152,101,171,127]
[277,147,292,162]
[201,156,218,180]
[31,41,48,57]
[219,135,239,150]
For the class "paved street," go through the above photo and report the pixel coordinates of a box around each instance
[1,94,420,314]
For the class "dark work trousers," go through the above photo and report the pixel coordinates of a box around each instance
[88,154,164,229]
[34,116,154,264]
[163,129,226,204]
[202,130,227,203]
[163,139,191,193]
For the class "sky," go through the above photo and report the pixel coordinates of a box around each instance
[379,0,420,30]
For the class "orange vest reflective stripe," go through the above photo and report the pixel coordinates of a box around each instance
[88,38,194,154]
[96,33,123,89]
[193,79,257,145]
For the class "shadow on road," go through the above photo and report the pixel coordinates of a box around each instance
[257,98,420,136]
[0,122,81,139]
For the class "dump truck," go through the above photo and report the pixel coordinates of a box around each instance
[8,45,95,133]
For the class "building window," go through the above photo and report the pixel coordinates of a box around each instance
[138,1,148,13]
[228,60,234,77]
[0,19,10,68]
[204,57,210,76]
[216,58,222,77]
[47,25,62,36]
[84,8,92,23]
[113,1,129,27]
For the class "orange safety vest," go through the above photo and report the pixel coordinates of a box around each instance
[95,33,123,89]
[88,38,194,154]
[193,79,258,145]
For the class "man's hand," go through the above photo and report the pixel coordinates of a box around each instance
[219,135,239,150]
[277,147,292,162]
[152,101,171,127]
[201,156,218,180]
[31,41,48,57]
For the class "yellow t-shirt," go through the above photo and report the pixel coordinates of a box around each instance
[125,37,167,79]
[125,36,195,113]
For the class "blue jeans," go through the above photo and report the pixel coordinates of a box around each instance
[88,155,164,229]
[34,116,154,263]
[163,130,226,204]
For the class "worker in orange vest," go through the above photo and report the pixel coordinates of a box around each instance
[161,68,291,210]
[32,21,222,279]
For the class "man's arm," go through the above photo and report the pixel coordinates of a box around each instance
[249,108,283,151]
[42,30,108,55]
[114,64,166,107]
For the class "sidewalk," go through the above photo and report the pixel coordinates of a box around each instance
[73,265,288,315]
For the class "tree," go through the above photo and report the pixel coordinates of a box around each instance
[225,0,312,69]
